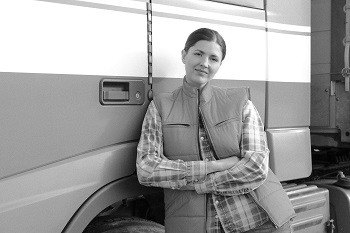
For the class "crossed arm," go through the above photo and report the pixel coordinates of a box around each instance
[136,100,269,196]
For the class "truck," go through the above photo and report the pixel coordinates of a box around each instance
[0,0,348,232]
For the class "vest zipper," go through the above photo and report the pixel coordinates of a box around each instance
[197,89,207,233]
[198,107,219,161]
[197,89,203,160]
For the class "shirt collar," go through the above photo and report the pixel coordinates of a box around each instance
[182,77,213,103]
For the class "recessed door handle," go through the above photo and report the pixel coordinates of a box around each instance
[99,78,145,105]
[103,90,129,101]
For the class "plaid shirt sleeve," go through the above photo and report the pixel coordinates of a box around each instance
[194,100,269,195]
[136,101,207,189]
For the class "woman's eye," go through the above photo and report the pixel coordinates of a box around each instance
[194,52,202,56]
[211,58,218,62]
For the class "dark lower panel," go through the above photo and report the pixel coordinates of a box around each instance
[0,72,150,179]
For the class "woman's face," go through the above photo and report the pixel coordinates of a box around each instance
[182,40,223,89]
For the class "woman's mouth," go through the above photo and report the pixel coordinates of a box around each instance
[195,69,208,75]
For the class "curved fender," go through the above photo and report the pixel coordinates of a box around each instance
[63,174,160,233]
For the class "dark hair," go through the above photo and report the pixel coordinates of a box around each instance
[184,28,226,61]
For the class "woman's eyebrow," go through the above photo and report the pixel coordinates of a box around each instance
[194,49,220,58]
[195,49,217,56]
[194,49,204,53]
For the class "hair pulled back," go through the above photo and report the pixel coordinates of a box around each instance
[184,28,226,61]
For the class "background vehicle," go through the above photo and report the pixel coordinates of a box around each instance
[0,0,348,232]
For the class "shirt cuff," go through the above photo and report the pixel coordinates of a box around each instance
[155,180,188,189]
[185,160,207,183]
[194,175,215,194]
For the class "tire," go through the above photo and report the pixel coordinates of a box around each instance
[83,217,165,233]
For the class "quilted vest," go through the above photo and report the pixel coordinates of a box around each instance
[153,80,295,233]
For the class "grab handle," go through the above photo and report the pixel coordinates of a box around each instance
[99,79,145,105]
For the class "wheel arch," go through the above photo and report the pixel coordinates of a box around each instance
[62,174,158,233]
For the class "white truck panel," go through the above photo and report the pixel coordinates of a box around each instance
[0,0,148,76]
[267,32,311,83]
[152,0,267,81]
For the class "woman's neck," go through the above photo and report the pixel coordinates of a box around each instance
[184,77,207,90]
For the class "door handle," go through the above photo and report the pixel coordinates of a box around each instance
[103,90,129,101]
[99,79,145,105]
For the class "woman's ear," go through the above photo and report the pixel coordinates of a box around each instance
[181,50,186,64]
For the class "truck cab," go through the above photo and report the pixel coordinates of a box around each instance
[0,0,347,232]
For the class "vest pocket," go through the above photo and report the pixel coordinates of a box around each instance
[214,117,239,127]
[163,123,190,127]
[162,123,197,160]
[211,118,242,158]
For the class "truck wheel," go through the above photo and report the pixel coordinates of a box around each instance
[83,217,165,233]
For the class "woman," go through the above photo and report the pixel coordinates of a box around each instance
[136,28,295,233]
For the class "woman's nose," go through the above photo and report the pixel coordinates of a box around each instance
[200,57,209,67]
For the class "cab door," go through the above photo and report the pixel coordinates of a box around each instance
[0,0,150,232]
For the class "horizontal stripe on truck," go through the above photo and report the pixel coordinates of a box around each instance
[36,0,146,14]
[152,0,264,18]
[153,11,265,31]
[153,2,310,35]
[153,2,265,29]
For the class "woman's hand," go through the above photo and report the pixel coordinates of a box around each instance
[207,156,240,174]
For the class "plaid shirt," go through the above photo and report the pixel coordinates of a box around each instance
[137,99,270,232]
